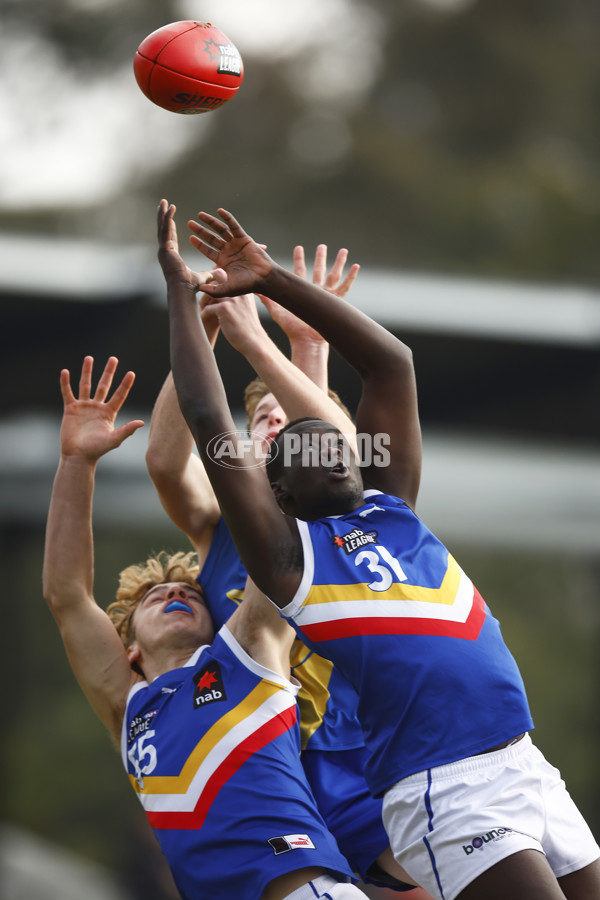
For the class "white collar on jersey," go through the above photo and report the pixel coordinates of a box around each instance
[324,488,384,520]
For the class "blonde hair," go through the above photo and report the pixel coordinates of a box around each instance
[107,550,201,648]
[243,377,352,433]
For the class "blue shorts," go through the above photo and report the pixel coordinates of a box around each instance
[302,746,414,892]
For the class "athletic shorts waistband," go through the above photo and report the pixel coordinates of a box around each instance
[395,733,532,787]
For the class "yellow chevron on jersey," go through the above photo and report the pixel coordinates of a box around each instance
[225,588,244,606]
[290,640,334,749]
[306,553,462,608]
[129,680,288,799]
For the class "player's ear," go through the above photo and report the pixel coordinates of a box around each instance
[127,643,142,668]
[270,480,289,504]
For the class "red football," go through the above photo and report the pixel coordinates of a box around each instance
[134,21,244,114]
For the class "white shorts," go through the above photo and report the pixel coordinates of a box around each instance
[282,874,366,900]
[382,735,600,900]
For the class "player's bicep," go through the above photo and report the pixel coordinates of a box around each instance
[54,601,134,743]
[356,370,422,508]
[227,577,295,679]
[151,451,221,543]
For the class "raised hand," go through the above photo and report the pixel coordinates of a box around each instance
[157,200,214,292]
[188,208,274,296]
[260,244,360,345]
[294,244,360,300]
[199,291,263,355]
[59,356,144,462]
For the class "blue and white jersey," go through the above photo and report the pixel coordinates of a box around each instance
[122,627,352,900]
[281,490,534,797]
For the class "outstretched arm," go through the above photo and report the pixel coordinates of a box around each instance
[146,371,221,563]
[146,259,248,562]
[43,357,145,744]
[260,244,360,390]
[145,221,230,563]
[189,208,421,507]
[200,290,356,442]
[158,201,303,607]
[145,267,222,564]
[149,244,358,569]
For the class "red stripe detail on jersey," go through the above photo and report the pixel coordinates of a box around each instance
[300,588,487,642]
[146,704,298,830]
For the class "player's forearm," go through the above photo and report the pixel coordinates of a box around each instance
[43,457,96,613]
[146,372,196,478]
[243,333,353,436]
[167,279,299,599]
[146,370,221,543]
[167,278,236,448]
[289,337,329,392]
[261,266,410,379]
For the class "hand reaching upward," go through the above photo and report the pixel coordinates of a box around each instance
[260,243,360,346]
[59,356,144,462]
[293,244,360,300]
[157,199,216,292]
[187,207,274,297]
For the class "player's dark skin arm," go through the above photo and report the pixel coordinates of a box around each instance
[160,201,421,608]
[158,201,303,607]
[190,207,422,508]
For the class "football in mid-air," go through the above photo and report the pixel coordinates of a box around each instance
[134,21,244,114]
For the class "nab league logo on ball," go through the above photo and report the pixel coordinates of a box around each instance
[206,430,279,469]
[202,37,243,76]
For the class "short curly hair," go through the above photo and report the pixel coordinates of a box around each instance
[106,550,201,648]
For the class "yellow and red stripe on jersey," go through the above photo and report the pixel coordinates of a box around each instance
[296,554,486,642]
[129,680,297,830]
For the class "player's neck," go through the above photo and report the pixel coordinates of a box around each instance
[141,644,203,682]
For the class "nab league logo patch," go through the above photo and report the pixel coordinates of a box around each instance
[127,709,158,744]
[193,661,227,708]
[268,833,316,855]
[332,528,378,554]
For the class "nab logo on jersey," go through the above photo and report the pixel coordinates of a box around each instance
[193,661,227,708]
[332,528,378,555]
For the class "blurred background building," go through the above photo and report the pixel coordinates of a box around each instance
[1,1,599,897]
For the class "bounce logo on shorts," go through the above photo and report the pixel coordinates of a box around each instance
[463,827,514,855]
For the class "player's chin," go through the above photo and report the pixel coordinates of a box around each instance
[304,485,362,520]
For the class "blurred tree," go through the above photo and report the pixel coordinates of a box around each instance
[2,0,599,281]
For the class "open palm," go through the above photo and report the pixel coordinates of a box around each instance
[59,356,144,461]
